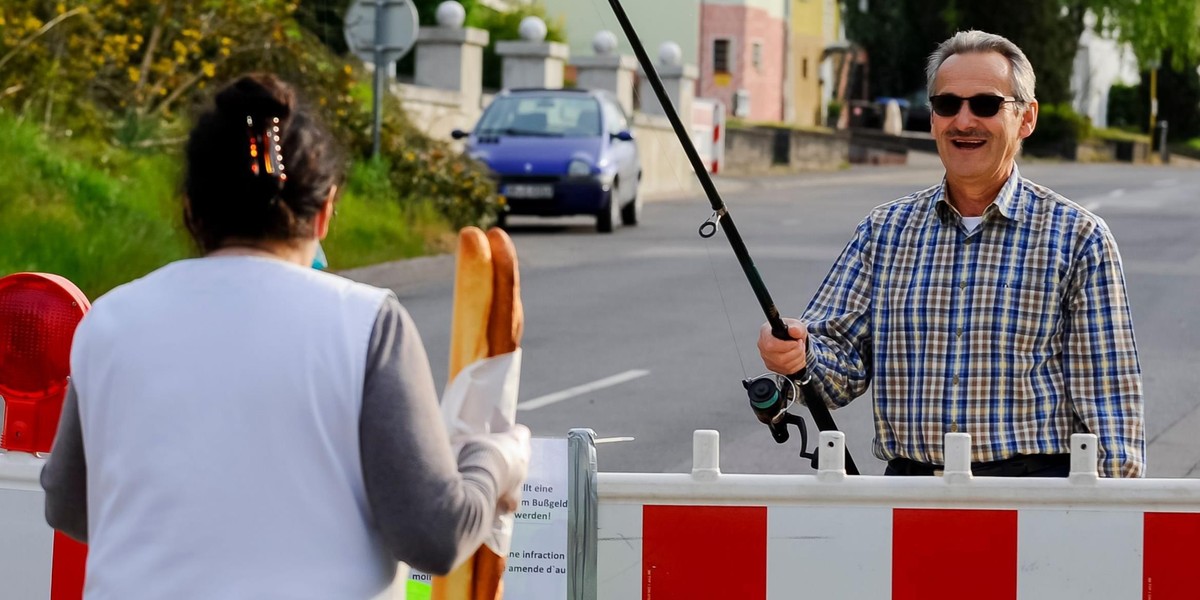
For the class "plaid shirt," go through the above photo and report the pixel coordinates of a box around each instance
[802,165,1145,477]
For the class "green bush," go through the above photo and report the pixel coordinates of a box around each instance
[1026,103,1091,158]
[0,109,460,298]
[1107,83,1146,132]
[1,0,500,296]
[0,111,192,298]
[323,158,455,269]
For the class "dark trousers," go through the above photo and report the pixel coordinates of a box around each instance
[885,454,1071,477]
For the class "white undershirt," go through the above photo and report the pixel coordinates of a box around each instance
[961,215,984,234]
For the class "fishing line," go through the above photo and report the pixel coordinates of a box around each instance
[578,0,751,379]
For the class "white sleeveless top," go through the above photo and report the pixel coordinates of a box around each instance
[70,256,397,599]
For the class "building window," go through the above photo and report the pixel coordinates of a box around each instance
[714,39,731,73]
[752,42,763,72]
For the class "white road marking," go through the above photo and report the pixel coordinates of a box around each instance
[517,369,651,411]
[1083,189,1127,212]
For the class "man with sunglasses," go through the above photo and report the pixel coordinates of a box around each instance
[757,30,1144,478]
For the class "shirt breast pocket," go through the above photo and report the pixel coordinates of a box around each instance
[998,266,1061,350]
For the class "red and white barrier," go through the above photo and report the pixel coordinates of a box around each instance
[691,99,726,175]
[596,431,1200,600]
[0,272,89,599]
[0,451,86,599]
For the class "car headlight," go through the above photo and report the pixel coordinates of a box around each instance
[568,159,592,177]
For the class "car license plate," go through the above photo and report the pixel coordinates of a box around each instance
[503,183,554,199]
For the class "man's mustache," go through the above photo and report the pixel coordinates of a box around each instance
[944,129,990,139]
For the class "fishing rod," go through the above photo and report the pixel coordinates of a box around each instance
[604,0,858,475]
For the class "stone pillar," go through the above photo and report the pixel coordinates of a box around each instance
[415,1,489,110]
[572,30,638,116]
[495,16,569,90]
[637,41,697,121]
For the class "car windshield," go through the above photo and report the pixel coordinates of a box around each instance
[476,95,602,138]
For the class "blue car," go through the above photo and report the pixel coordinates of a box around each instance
[453,88,642,233]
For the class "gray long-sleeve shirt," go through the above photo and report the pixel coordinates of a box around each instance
[41,293,509,576]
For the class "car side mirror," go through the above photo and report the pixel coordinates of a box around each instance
[613,130,634,142]
[451,129,469,140]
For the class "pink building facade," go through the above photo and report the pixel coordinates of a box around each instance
[698,1,788,123]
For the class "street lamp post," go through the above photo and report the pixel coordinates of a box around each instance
[1146,57,1160,137]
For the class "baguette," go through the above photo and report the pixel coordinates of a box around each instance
[485,227,523,357]
[447,226,493,383]
[434,226,494,600]
[467,227,524,600]
[433,226,525,600]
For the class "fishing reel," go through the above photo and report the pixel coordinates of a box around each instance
[742,373,819,469]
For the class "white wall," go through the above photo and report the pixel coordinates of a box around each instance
[1070,13,1140,129]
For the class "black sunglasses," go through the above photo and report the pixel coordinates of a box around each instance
[929,94,1019,118]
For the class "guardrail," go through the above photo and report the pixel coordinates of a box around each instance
[581,430,1200,600]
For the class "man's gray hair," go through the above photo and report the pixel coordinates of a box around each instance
[926,30,1036,103]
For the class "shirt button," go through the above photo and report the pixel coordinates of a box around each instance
[956,328,963,337]
[959,280,967,289]
[950,424,959,433]
[952,375,960,385]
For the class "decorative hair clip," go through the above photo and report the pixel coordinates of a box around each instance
[245,115,287,184]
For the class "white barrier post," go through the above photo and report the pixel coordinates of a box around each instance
[1069,433,1100,484]
[691,430,720,481]
[817,431,846,482]
[943,433,973,483]
[568,428,598,600]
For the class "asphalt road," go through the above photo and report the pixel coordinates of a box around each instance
[342,156,1200,478]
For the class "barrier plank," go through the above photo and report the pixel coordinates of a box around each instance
[51,533,86,600]
[642,505,766,600]
[892,508,1017,600]
[1144,512,1200,599]
[1018,509,1142,599]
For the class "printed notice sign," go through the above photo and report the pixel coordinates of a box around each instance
[407,436,569,599]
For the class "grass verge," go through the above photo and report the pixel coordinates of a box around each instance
[0,112,453,300]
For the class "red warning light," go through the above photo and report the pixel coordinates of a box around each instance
[0,273,90,453]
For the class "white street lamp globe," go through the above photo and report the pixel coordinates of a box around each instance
[658,41,682,67]
[518,16,548,42]
[593,30,618,56]
[436,1,466,28]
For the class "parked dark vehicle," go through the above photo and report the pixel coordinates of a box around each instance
[453,88,642,233]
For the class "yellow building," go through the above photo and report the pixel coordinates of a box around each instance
[788,0,842,127]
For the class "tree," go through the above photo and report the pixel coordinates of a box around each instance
[949,0,1083,105]
[1136,49,1200,141]
[844,0,1200,105]
[1,0,317,139]
[1085,0,1200,72]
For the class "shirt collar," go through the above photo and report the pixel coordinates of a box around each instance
[934,164,1024,224]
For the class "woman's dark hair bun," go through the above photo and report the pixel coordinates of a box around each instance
[214,74,295,125]
[184,72,342,253]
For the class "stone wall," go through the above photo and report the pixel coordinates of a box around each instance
[722,126,848,174]
[723,127,777,174]
[630,114,701,199]
[394,84,480,146]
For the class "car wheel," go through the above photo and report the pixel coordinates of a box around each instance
[596,181,620,233]
[620,183,641,226]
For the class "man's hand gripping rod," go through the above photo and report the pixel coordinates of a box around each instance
[604,0,857,474]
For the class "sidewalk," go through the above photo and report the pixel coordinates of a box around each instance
[680,150,947,200]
